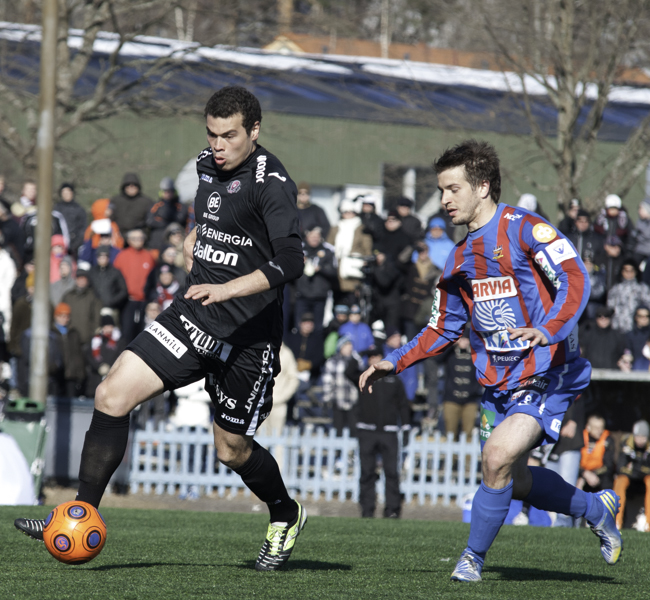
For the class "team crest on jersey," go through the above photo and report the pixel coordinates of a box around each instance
[207,192,221,214]
[227,180,241,194]
[532,223,557,243]
[471,276,517,301]
[493,245,503,260]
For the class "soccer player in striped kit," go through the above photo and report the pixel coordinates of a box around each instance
[360,140,622,582]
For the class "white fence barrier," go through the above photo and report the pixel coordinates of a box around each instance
[129,423,483,506]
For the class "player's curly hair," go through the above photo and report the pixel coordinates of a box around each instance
[203,86,262,134]
[434,139,501,203]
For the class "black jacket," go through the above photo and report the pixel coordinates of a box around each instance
[579,321,628,369]
[346,358,410,431]
[298,204,331,240]
[88,264,129,309]
[295,242,337,300]
[54,199,88,254]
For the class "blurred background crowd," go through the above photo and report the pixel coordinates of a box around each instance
[3,174,650,430]
[0,173,649,524]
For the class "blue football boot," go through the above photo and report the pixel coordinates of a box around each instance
[589,490,623,565]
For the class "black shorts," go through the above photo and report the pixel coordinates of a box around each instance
[127,303,279,435]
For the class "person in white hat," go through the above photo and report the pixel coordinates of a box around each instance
[594,193,632,246]
[326,199,373,299]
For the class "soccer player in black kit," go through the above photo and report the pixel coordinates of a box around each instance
[15,86,307,571]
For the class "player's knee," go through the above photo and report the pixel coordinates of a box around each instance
[214,438,250,469]
[482,445,515,479]
[94,378,130,417]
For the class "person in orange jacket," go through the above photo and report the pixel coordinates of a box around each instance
[577,414,615,494]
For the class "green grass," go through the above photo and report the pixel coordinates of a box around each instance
[1,506,647,600]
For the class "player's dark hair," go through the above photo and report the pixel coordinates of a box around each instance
[434,139,501,203]
[203,86,262,135]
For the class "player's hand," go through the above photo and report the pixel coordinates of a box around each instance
[506,327,549,347]
[184,283,230,306]
[359,360,394,393]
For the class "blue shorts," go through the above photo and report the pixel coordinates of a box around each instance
[478,358,591,450]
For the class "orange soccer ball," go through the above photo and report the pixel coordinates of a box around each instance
[43,501,107,564]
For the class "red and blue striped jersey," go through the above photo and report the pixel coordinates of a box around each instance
[386,203,590,391]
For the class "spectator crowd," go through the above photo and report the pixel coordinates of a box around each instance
[0,174,649,527]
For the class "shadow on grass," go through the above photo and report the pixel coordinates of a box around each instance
[238,559,352,572]
[89,562,217,571]
[490,566,617,583]
[90,560,352,572]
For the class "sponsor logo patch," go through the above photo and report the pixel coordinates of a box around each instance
[227,180,241,194]
[145,322,188,358]
[471,276,517,301]
[428,288,441,328]
[551,418,562,433]
[519,376,550,392]
[534,251,561,289]
[532,223,557,243]
[199,223,253,247]
[475,299,517,330]
[255,155,267,183]
[489,351,524,366]
[221,413,244,425]
[193,240,239,266]
[207,192,221,214]
[180,314,233,360]
[479,408,496,441]
[546,238,577,265]
[200,173,213,183]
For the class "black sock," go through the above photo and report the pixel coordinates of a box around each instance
[234,441,297,523]
[76,409,130,508]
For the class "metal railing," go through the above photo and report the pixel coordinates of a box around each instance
[129,423,483,506]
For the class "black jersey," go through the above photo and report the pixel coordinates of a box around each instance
[173,144,300,349]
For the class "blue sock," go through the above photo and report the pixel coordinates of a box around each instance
[466,480,513,564]
[524,466,603,523]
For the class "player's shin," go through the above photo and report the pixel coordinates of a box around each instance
[76,409,131,508]
[233,440,297,523]
[523,466,598,521]
[466,480,514,564]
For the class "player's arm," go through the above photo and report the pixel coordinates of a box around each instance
[510,219,590,346]
[360,276,468,393]
[184,234,303,306]
[183,227,197,272]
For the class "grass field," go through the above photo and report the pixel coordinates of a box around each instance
[1,505,647,600]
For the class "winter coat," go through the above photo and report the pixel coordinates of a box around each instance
[50,257,76,307]
[110,173,154,235]
[298,203,331,240]
[61,286,102,344]
[88,264,129,309]
[295,242,338,300]
[146,195,188,250]
[54,199,88,254]
[607,279,650,333]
